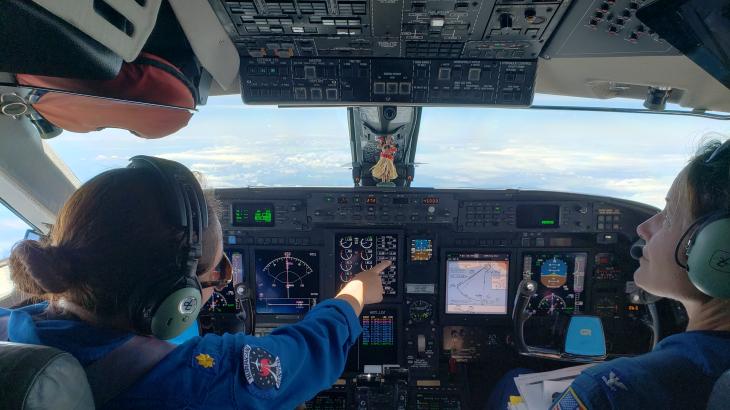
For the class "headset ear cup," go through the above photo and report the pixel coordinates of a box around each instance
[150,286,202,340]
[687,217,730,299]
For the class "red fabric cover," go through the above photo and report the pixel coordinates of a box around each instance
[16,53,194,139]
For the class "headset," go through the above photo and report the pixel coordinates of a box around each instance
[126,155,209,339]
[676,211,730,299]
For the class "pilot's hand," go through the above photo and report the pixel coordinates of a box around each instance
[335,260,391,316]
[355,260,391,305]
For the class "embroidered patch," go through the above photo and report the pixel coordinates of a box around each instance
[195,353,215,369]
[551,387,587,410]
[601,370,628,392]
[242,344,282,390]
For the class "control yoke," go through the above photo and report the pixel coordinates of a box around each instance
[513,279,608,363]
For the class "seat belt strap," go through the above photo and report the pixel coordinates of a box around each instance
[84,335,177,407]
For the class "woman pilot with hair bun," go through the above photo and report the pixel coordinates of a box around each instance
[0,156,390,409]
[488,138,730,410]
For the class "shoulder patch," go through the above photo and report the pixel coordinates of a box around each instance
[551,387,587,410]
[242,344,282,390]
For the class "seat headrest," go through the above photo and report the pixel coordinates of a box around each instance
[0,341,94,410]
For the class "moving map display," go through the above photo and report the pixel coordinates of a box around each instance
[522,252,587,316]
[254,250,319,314]
[445,253,510,315]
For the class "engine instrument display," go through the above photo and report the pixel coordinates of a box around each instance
[523,252,587,316]
[445,253,510,315]
[254,250,319,314]
[347,308,398,372]
[336,234,399,296]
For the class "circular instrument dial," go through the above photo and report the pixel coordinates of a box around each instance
[409,300,433,323]
[537,294,566,315]
[204,291,229,313]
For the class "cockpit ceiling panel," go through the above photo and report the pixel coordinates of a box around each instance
[542,0,679,58]
[210,0,573,60]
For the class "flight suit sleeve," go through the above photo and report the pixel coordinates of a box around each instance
[227,298,362,409]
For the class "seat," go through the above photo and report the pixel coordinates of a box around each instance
[0,341,94,410]
[707,369,730,409]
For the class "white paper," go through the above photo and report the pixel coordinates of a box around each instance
[513,364,597,410]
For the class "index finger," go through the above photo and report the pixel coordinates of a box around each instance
[372,260,393,272]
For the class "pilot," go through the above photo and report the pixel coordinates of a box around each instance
[490,138,730,409]
[0,156,391,409]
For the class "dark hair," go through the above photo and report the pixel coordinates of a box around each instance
[9,167,221,319]
[684,139,730,220]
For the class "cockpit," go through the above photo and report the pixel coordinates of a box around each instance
[1,0,730,409]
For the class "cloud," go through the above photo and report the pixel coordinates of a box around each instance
[42,95,730,210]
[0,218,29,231]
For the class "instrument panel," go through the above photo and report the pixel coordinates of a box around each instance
[201,187,672,409]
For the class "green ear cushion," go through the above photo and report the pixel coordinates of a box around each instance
[150,287,202,340]
[687,218,730,299]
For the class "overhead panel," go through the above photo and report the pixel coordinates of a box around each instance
[542,0,678,58]
[211,0,574,105]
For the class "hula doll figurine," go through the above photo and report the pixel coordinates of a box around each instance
[371,135,398,185]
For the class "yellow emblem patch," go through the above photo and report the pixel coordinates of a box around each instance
[195,353,215,369]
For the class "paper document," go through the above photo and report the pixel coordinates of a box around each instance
[513,364,596,410]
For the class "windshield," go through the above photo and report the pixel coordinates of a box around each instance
[45,94,730,209]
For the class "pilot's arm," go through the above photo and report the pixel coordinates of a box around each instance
[120,298,361,409]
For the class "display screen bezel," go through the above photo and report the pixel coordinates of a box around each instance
[345,305,403,372]
[444,252,511,315]
[333,230,404,302]
[516,204,561,229]
[253,248,320,315]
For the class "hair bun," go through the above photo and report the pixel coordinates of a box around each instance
[10,240,73,294]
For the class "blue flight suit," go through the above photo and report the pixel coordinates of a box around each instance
[0,298,362,409]
[551,331,730,409]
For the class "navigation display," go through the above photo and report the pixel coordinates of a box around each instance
[254,250,319,314]
[523,252,587,316]
[445,253,510,315]
[336,234,399,296]
[346,308,398,371]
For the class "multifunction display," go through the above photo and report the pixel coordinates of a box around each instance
[336,234,399,296]
[347,308,398,372]
[254,250,319,314]
[445,253,510,315]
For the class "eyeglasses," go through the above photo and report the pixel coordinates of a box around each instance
[705,140,730,164]
[199,252,233,289]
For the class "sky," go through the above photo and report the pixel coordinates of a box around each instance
[1,93,729,261]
